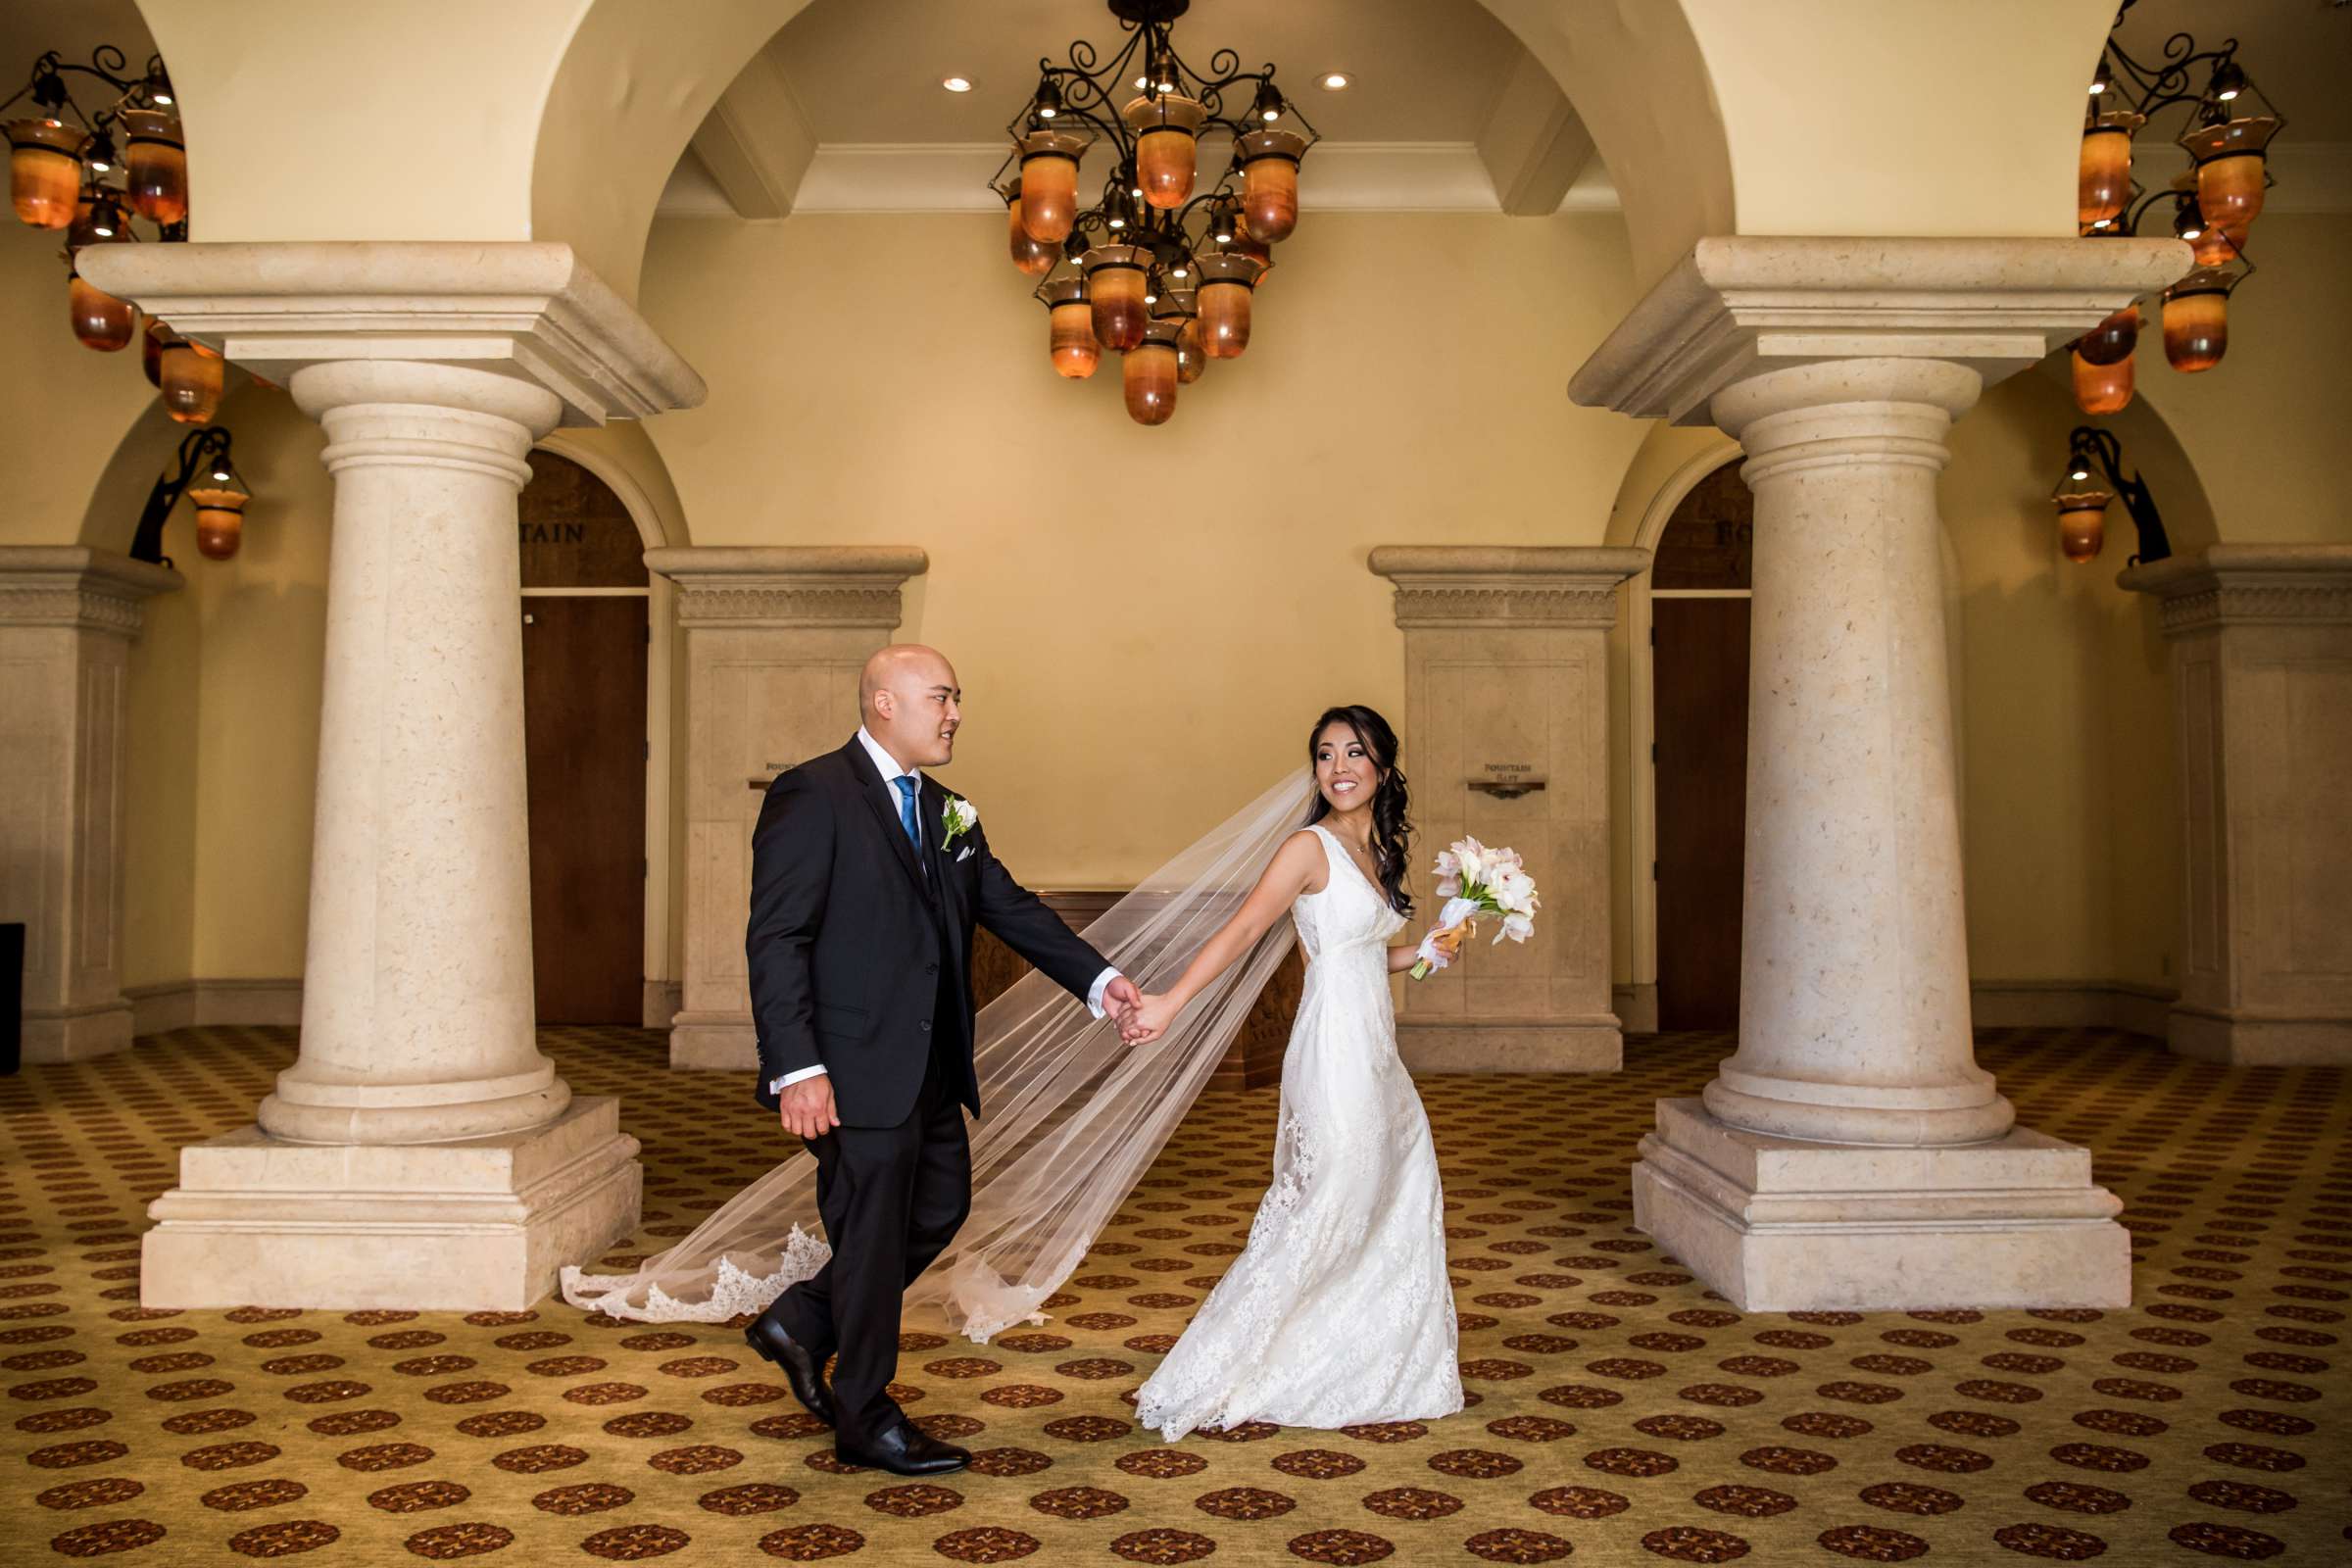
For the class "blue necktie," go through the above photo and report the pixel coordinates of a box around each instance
[893,775,921,853]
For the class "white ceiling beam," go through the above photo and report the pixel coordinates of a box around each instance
[1474,51,1596,217]
[687,52,818,220]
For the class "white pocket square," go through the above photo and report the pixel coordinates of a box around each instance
[956,846,974,862]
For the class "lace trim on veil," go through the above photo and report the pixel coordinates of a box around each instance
[560,770,1314,1339]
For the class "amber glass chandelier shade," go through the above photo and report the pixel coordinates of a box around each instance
[160,339,223,423]
[1196,280,1251,358]
[2180,117,2278,238]
[1123,340,1178,425]
[2196,153,2267,236]
[2071,347,2134,416]
[185,484,247,561]
[7,119,85,228]
[1044,281,1099,378]
[1153,288,1204,384]
[142,318,172,386]
[1124,94,1205,211]
[2054,497,2111,564]
[1082,245,1150,351]
[2189,223,2241,269]
[118,109,187,225]
[1237,128,1306,242]
[2162,277,2230,372]
[2076,115,2139,230]
[2076,305,2138,368]
[1005,187,1055,276]
[1016,132,1087,243]
[69,270,135,352]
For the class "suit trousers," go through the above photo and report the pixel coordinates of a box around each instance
[761,1039,972,1445]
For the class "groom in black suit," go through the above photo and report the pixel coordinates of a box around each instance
[742,644,1141,1475]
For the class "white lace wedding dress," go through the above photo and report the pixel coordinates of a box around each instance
[1135,824,1464,1441]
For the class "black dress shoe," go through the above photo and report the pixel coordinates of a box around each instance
[743,1315,834,1427]
[836,1419,970,1476]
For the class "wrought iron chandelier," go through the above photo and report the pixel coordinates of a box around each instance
[990,0,1318,426]
[2069,0,2287,416]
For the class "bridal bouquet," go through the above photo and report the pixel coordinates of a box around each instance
[1409,837,1539,980]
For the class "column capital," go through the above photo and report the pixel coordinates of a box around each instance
[1367,546,1648,629]
[1569,235,2188,426]
[646,546,930,628]
[75,241,704,428]
[2119,544,2352,635]
[0,547,184,639]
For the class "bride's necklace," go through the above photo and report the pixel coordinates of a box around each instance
[1329,819,1378,886]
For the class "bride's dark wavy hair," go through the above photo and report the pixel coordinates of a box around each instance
[1304,705,1413,917]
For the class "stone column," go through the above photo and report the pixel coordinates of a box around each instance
[78,241,704,1309]
[1367,547,1646,1071]
[1571,236,2183,1310]
[647,547,926,1071]
[2121,545,2352,1065]
[0,548,181,1062]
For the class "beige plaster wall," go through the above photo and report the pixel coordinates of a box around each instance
[637,209,1649,890]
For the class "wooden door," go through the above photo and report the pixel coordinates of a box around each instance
[1652,460,1753,1032]
[522,597,647,1022]
[518,450,649,1025]
[1653,598,1749,1030]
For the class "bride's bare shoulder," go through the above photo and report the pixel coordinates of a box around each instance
[1273,826,1330,895]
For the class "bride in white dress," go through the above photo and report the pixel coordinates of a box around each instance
[1121,705,1467,1441]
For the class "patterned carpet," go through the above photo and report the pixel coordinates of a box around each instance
[2,1025,2346,1565]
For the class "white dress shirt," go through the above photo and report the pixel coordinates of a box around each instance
[768,727,1123,1096]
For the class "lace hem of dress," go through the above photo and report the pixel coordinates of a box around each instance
[557,1225,833,1323]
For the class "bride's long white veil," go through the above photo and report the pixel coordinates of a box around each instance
[560,768,1314,1342]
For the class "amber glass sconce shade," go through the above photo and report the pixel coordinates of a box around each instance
[2180,116,2278,239]
[1123,93,1205,210]
[7,118,84,228]
[1042,278,1099,379]
[1123,321,1181,425]
[2161,270,2230,372]
[1004,181,1055,276]
[160,338,223,423]
[2077,113,2141,230]
[69,269,134,352]
[1236,128,1305,242]
[2053,493,2114,564]
[1016,131,1087,244]
[185,482,246,560]
[1081,243,1150,351]
[117,108,186,225]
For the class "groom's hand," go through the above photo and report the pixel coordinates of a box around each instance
[1102,975,1144,1031]
[778,1076,840,1140]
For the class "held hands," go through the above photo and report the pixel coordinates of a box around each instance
[777,1075,840,1140]
[1120,992,1182,1046]
[1102,975,1145,1035]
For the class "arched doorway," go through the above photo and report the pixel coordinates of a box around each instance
[1648,460,1752,1031]
[518,451,648,1023]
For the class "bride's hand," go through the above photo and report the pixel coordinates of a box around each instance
[1122,992,1180,1044]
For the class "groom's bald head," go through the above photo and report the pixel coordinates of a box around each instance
[859,644,961,769]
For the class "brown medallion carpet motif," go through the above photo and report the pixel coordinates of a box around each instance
[2,1026,2346,1563]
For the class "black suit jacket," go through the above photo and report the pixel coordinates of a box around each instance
[746,736,1114,1128]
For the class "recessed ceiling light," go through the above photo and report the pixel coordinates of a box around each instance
[941,75,973,93]
[1318,72,1350,91]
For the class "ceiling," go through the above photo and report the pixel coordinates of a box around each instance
[767,0,1528,145]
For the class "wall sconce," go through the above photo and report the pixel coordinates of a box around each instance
[131,424,250,565]
[2052,425,2170,568]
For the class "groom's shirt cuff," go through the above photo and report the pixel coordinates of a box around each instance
[1085,967,1123,1019]
[770,1065,827,1095]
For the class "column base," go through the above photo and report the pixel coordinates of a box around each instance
[21,1000,133,1063]
[667,1010,756,1070]
[1631,1098,2130,1312]
[2169,1004,2352,1065]
[1396,1017,1621,1073]
[140,1096,642,1311]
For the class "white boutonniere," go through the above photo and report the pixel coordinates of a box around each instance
[942,794,978,852]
